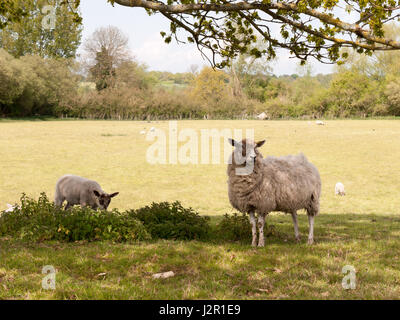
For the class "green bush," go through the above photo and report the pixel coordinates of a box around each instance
[0,49,79,117]
[0,195,212,242]
[127,201,211,240]
[215,212,252,242]
[0,193,150,242]
[215,212,273,242]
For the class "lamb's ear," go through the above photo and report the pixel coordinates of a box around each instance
[228,138,240,147]
[93,190,101,197]
[256,140,266,148]
[109,192,119,198]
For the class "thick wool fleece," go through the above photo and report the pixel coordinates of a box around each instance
[55,174,111,210]
[227,140,321,216]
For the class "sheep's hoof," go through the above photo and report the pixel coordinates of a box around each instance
[307,239,314,245]
[257,241,265,247]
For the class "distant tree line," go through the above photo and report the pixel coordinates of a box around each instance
[1,14,400,119]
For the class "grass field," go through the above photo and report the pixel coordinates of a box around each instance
[1,119,399,215]
[0,119,400,299]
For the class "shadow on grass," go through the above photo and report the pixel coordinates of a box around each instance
[1,213,399,299]
[209,213,400,245]
[0,116,59,122]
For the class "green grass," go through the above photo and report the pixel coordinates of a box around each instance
[0,119,400,299]
[1,214,399,299]
[1,119,399,215]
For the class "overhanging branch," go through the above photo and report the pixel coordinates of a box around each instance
[110,0,400,66]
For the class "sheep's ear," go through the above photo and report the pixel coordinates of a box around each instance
[228,138,239,147]
[93,190,101,197]
[109,192,119,198]
[256,140,266,148]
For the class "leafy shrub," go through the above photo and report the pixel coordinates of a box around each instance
[0,195,212,242]
[0,50,79,117]
[127,201,211,240]
[0,193,150,242]
[384,76,400,116]
[215,212,252,242]
[215,212,273,242]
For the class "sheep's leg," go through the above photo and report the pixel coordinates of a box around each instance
[257,213,266,247]
[64,202,72,210]
[307,214,315,245]
[249,211,257,247]
[291,212,300,242]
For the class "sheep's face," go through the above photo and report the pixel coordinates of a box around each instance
[228,138,265,169]
[93,191,119,210]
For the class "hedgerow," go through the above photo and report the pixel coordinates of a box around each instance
[0,194,277,244]
[127,201,211,240]
[0,193,150,242]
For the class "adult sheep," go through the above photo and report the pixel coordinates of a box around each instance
[55,174,119,210]
[227,139,321,247]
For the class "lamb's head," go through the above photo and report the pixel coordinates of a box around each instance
[93,191,119,210]
[228,138,265,174]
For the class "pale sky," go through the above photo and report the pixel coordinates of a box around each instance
[79,0,334,75]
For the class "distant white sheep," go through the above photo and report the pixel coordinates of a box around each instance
[316,120,325,125]
[140,130,146,135]
[5,204,19,212]
[335,182,346,196]
[257,112,269,120]
[149,127,156,132]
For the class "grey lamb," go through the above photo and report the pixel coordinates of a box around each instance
[54,174,119,210]
[227,138,321,247]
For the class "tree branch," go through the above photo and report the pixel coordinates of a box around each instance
[113,0,400,49]
[109,0,400,67]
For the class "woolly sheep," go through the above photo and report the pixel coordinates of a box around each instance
[227,139,321,247]
[335,182,345,196]
[316,120,325,125]
[257,112,269,120]
[54,174,119,210]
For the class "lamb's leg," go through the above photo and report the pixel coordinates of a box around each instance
[249,211,257,247]
[257,213,266,247]
[307,214,315,245]
[291,211,300,242]
[54,188,64,207]
[54,196,64,207]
